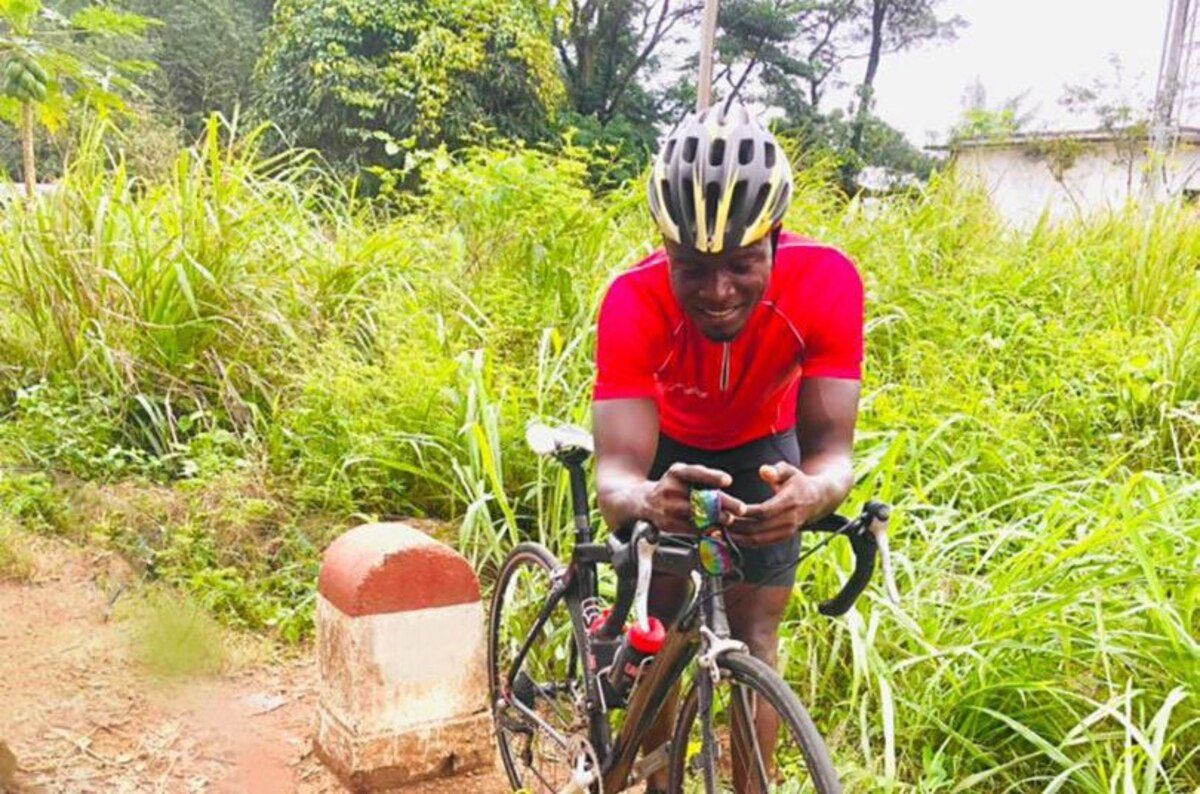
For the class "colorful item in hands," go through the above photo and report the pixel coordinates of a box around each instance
[698,535,735,576]
[690,488,722,530]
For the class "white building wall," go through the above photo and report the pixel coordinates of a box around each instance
[956,142,1200,226]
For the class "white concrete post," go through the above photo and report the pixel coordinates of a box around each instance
[314,523,492,790]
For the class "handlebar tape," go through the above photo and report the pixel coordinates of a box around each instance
[817,527,878,617]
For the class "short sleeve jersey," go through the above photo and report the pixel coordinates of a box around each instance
[593,230,863,450]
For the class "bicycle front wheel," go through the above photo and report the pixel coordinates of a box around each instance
[666,651,841,793]
[487,542,591,792]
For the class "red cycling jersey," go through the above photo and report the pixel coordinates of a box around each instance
[593,230,863,450]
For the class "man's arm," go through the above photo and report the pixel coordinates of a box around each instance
[795,376,859,509]
[593,398,746,534]
[734,377,860,545]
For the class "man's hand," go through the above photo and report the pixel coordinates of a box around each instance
[730,462,827,547]
[643,463,747,534]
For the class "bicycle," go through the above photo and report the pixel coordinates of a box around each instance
[487,422,899,793]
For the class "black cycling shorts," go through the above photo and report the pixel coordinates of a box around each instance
[649,429,802,588]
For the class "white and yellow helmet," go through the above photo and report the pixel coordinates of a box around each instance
[648,101,793,254]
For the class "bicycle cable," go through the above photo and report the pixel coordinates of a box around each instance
[653,524,848,616]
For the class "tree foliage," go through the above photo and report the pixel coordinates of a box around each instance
[254,0,565,170]
[119,0,273,133]
[714,0,855,111]
[1,0,152,193]
[846,0,964,160]
[695,0,958,185]
[553,0,699,123]
[778,104,934,182]
[948,81,1034,144]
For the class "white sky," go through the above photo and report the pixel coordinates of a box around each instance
[856,0,1176,146]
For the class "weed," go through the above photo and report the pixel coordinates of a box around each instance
[0,518,36,582]
[123,587,228,679]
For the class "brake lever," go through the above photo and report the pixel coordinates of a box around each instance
[633,526,657,632]
[599,521,659,637]
[868,506,901,606]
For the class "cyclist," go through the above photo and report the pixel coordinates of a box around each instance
[591,100,863,790]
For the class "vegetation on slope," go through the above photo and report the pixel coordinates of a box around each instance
[0,121,1196,789]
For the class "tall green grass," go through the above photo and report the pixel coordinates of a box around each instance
[0,121,1196,789]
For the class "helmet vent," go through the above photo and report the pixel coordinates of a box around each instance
[709,139,725,167]
[661,180,681,227]
[664,139,677,162]
[764,142,776,169]
[738,139,754,165]
[682,137,698,164]
[704,182,720,235]
[681,178,697,226]
[747,183,771,226]
[729,179,748,219]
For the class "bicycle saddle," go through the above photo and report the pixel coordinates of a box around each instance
[525,421,594,462]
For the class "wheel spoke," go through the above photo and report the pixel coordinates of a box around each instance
[488,546,590,792]
[668,653,839,793]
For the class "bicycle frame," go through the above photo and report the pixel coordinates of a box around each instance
[500,451,733,792]
[504,423,895,793]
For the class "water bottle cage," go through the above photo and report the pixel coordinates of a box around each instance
[594,652,657,712]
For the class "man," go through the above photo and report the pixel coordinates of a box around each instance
[591,100,863,790]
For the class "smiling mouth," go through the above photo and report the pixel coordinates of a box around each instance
[699,306,741,321]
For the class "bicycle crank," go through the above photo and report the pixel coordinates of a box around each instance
[557,734,602,794]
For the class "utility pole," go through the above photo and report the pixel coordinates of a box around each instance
[1148,0,1195,200]
[697,0,720,110]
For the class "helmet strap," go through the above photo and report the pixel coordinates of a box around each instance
[770,224,782,264]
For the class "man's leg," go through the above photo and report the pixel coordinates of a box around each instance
[724,581,791,793]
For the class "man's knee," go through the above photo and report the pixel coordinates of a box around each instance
[739,624,780,667]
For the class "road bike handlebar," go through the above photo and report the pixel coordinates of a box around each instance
[574,499,899,635]
[803,500,899,616]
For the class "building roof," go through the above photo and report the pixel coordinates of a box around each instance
[927,126,1200,152]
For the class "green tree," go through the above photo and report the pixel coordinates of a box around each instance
[553,0,699,122]
[1059,55,1152,193]
[846,0,963,161]
[253,0,564,172]
[948,80,1034,144]
[0,0,151,197]
[688,0,955,187]
[776,103,933,183]
[548,0,703,188]
[120,0,273,133]
[711,0,855,111]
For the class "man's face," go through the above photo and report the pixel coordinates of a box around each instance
[665,235,773,342]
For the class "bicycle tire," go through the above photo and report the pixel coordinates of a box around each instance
[487,542,592,792]
[666,651,841,793]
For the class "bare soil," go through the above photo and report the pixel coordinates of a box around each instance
[0,534,506,793]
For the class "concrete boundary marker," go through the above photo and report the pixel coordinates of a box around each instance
[314,522,492,790]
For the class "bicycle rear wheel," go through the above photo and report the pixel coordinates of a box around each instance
[487,542,593,792]
[666,651,841,793]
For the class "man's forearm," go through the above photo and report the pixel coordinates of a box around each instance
[596,468,652,530]
[799,451,854,517]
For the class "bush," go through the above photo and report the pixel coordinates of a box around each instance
[0,129,1197,789]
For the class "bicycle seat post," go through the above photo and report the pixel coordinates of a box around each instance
[562,456,592,546]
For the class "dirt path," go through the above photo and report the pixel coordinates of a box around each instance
[0,535,504,793]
